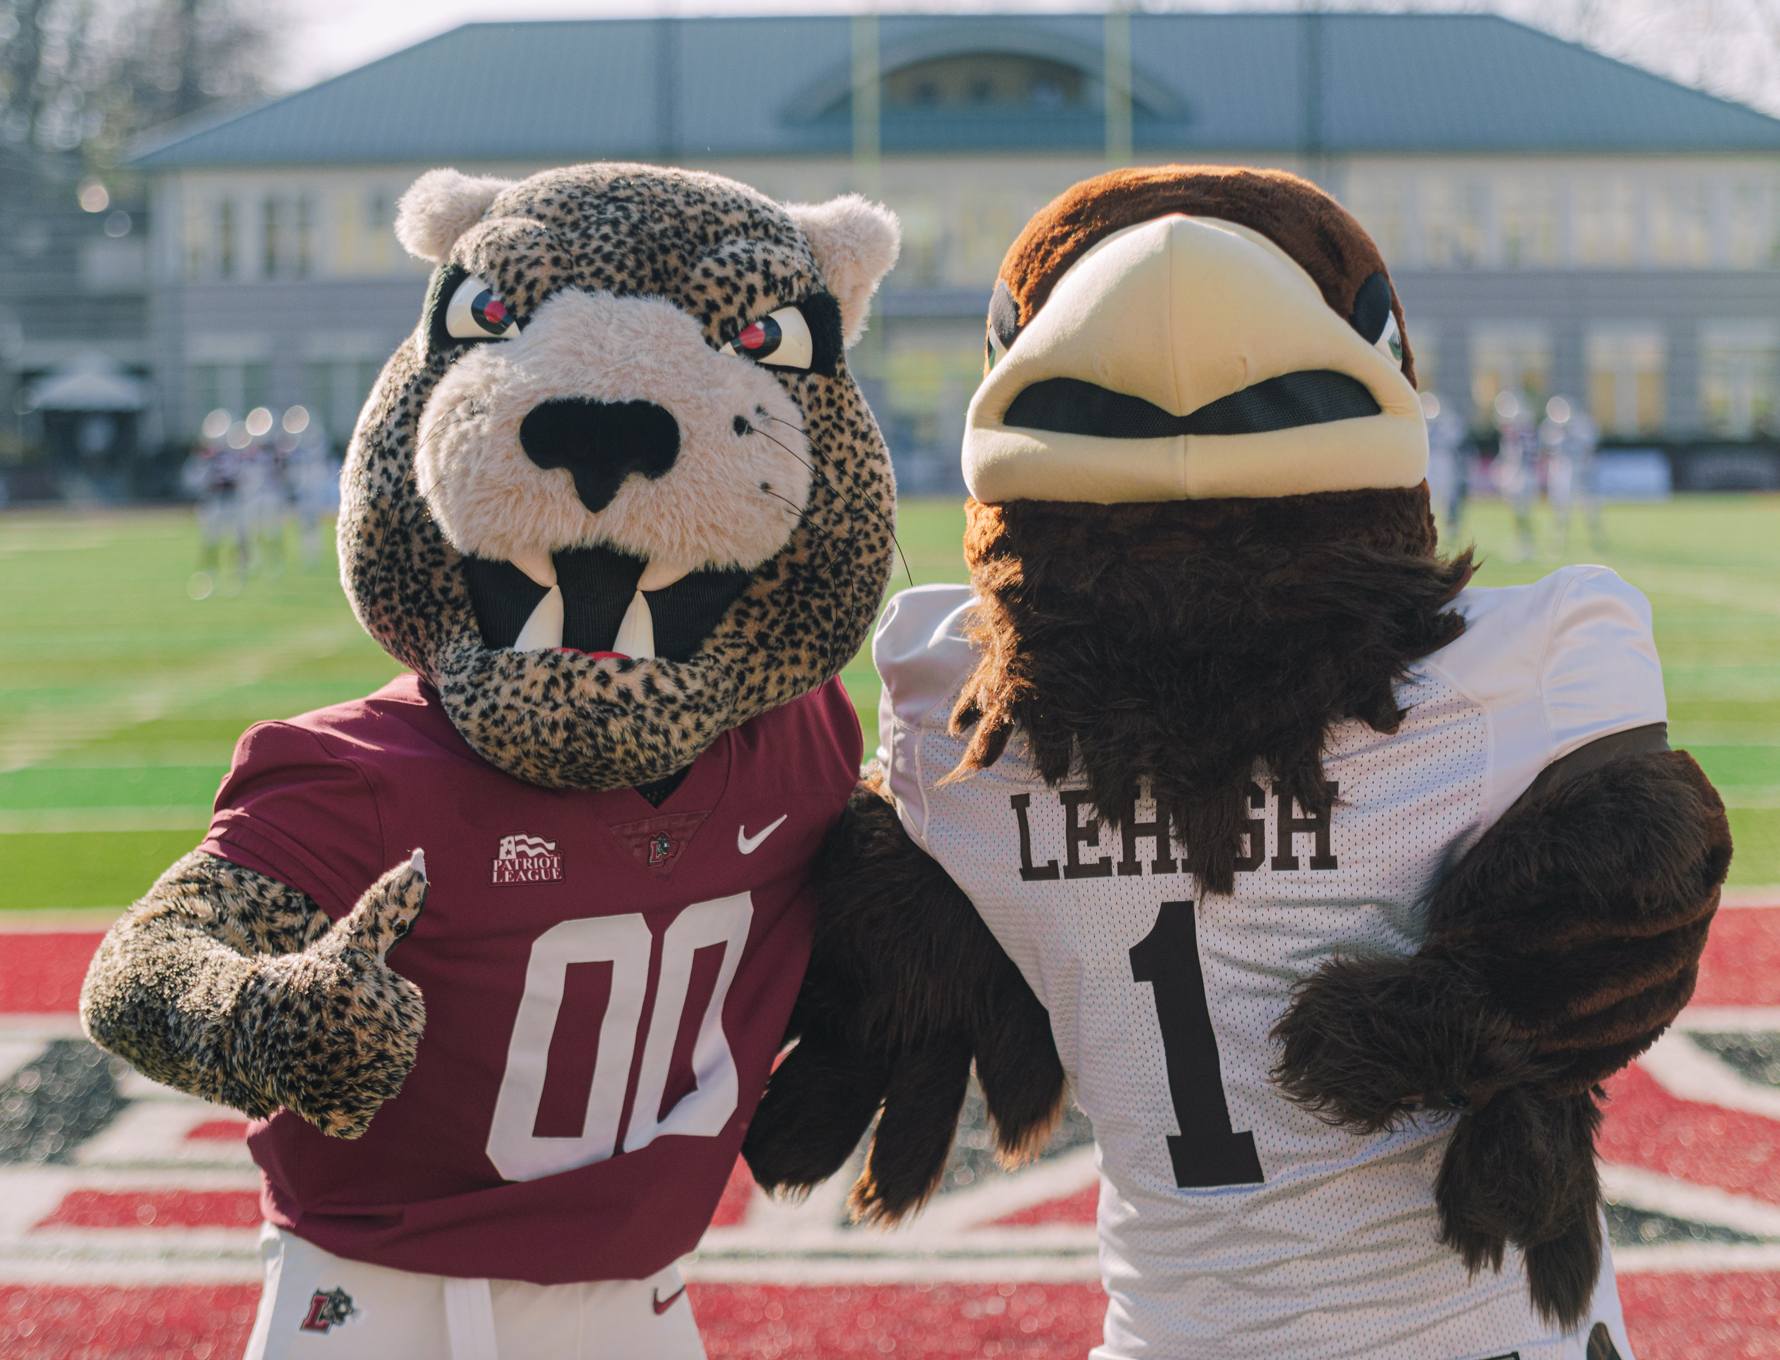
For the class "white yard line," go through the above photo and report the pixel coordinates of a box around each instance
[0,621,360,772]
[0,807,211,834]
[1612,1242,1780,1273]
[1675,1005,1780,1030]
[1601,1164,1780,1239]
[681,1254,1101,1285]
[1720,889,1780,908]
[1639,1028,1780,1121]
[1714,787,1780,810]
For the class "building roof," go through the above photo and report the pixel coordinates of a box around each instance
[130,11,1780,169]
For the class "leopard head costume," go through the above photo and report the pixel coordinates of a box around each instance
[341,162,901,790]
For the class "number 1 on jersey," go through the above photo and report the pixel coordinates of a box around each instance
[1129,901,1265,1188]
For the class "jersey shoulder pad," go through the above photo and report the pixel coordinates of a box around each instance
[873,584,980,733]
[1429,564,1664,761]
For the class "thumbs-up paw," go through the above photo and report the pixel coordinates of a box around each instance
[327,849,428,961]
[236,851,431,1139]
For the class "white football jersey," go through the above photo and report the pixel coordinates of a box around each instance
[875,567,1663,1360]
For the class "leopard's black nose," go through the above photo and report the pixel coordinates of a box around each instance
[519,398,679,513]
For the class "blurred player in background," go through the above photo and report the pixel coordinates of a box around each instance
[1540,394,1604,553]
[279,404,342,569]
[181,408,253,597]
[1490,389,1539,561]
[1421,390,1466,533]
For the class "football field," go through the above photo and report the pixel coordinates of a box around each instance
[1,495,1778,1356]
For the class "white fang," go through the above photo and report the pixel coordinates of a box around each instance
[613,591,655,659]
[513,585,564,651]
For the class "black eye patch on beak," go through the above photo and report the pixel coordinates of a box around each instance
[1004,370,1381,440]
[1349,272,1393,345]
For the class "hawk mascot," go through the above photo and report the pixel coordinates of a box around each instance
[743,167,1731,1360]
[80,162,900,1360]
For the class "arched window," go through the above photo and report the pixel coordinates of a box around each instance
[882,54,1086,111]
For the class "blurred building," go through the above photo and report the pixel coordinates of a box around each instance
[123,11,1780,491]
[0,146,155,499]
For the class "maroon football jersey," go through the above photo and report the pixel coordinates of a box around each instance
[200,673,860,1284]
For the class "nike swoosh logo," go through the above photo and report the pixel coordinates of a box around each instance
[737,814,788,855]
[652,1284,686,1315]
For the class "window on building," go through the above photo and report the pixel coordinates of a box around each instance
[242,362,271,414]
[1651,179,1712,267]
[1700,320,1779,438]
[1498,177,1558,269]
[882,54,1086,110]
[1471,324,1551,426]
[217,199,236,279]
[301,362,335,441]
[1344,172,1408,266]
[1728,180,1779,269]
[297,196,314,278]
[190,364,223,428]
[263,198,280,278]
[363,190,393,275]
[1587,326,1666,435]
[1408,330,1436,394]
[355,360,383,414]
[183,198,205,282]
[1421,177,1486,269]
[1573,176,1638,267]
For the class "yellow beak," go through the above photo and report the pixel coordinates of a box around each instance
[963,214,1428,504]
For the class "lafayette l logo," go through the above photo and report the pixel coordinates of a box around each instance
[492,833,563,885]
[298,1287,357,1333]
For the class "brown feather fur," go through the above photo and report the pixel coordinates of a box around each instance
[743,771,1066,1221]
[950,484,1475,893]
[1272,745,1732,1329]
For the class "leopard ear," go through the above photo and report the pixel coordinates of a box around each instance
[395,168,518,263]
[785,195,901,347]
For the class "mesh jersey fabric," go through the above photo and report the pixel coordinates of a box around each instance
[202,673,860,1284]
[873,569,1661,1360]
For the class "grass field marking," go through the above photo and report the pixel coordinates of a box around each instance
[0,808,212,834]
[0,620,361,772]
[1720,889,1780,907]
[1608,561,1780,622]
[1715,787,1780,809]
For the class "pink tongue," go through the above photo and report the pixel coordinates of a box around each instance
[560,648,628,660]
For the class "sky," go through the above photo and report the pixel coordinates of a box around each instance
[279,0,1780,119]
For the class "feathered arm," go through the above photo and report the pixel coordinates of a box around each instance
[743,768,1065,1222]
[80,849,430,1138]
[1272,730,1731,1330]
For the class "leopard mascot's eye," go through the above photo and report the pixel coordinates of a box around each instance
[444,274,520,341]
[722,305,815,369]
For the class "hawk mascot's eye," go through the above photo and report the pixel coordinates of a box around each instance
[1349,270,1402,367]
[986,278,1021,369]
[722,305,815,370]
[444,274,520,341]
[1376,310,1403,366]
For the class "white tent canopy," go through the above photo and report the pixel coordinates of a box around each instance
[31,350,147,412]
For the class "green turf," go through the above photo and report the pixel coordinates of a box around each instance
[1,495,1776,911]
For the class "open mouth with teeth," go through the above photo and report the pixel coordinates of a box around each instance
[464,547,752,661]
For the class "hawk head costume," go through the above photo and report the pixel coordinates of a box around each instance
[745,167,1730,1355]
[79,163,900,1346]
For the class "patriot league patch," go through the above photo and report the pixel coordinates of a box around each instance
[492,833,563,885]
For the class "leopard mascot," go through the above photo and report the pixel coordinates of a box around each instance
[744,166,1731,1360]
[80,162,899,1360]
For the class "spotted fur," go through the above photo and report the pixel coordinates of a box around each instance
[343,164,898,787]
[83,164,897,1138]
[81,852,427,1137]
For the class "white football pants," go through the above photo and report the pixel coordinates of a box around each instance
[243,1223,706,1360]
